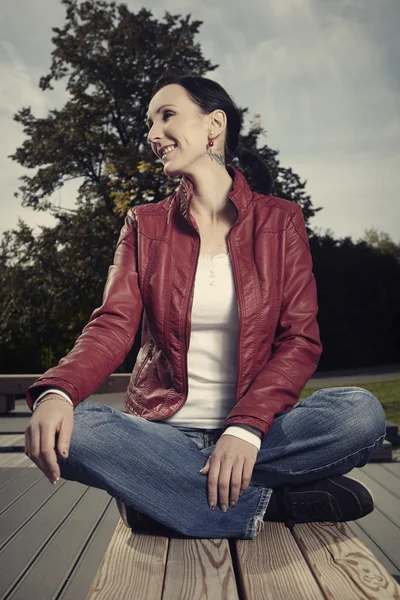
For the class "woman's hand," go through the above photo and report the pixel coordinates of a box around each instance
[25,397,74,484]
[199,435,258,511]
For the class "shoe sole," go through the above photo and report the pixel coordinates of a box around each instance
[115,498,131,528]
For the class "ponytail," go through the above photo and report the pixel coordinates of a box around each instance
[233,142,273,195]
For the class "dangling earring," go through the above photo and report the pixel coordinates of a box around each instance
[206,136,224,166]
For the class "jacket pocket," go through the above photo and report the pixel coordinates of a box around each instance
[132,339,155,388]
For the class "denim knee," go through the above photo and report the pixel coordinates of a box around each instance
[338,387,386,446]
[57,401,115,464]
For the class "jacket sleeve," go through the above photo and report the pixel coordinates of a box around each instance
[26,208,144,411]
[223,203,322,443]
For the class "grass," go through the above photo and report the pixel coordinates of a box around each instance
[300,379,400,429]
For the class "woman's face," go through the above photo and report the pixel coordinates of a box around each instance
[146,84,213,178]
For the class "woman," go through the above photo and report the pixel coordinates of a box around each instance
[24,73,386,540]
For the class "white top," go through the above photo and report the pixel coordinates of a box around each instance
[162,253,239,427]
[33,253,263,450]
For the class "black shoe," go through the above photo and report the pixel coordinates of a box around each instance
[115,498,175,536]
[263,475,374,528]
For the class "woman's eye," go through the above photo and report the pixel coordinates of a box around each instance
[163,111,174,121]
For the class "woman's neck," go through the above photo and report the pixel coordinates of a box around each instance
[186,165,234,224]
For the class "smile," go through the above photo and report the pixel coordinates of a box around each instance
[160,144,177,160]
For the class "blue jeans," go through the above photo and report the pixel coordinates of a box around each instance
[56,387,386,540]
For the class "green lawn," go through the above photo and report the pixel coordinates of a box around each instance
[300,379,400,428]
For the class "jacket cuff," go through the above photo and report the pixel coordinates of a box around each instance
[224,416,270,443]
[221,425,262,450]
[26,378,80,411]
[33,389,74,411]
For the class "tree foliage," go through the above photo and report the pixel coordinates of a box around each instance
[310,232,400,369]
[9,0,319,222]
[361,228,400,263]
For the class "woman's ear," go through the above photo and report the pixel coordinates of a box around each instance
[210,109,227,137]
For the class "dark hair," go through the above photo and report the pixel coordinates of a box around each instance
[151,70,273,195]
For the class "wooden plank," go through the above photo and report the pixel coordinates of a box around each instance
[86,519,169,600]
[354,511,400,570]
[0,459,33,488]
[346,470,400,527]
[234,522,324,600]
[0,374,130,396]
[0,421,30,435]
[292,521,400,599]
[382,462,400,479]
[0,468,43,514]
[162,537,239,600]
[0,477,68,549]
[0,395,15,414]
[359,464,400,500]
[0,434,25,448]
[0,453,31,469]
[347,521,400,581]
[0,481,86,598]
[57,501,120,600]
[4,486,111,600]
[0,398,31,434]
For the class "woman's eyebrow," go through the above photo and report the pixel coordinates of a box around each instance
[146,104,177,125]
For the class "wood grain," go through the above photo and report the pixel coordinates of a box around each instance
[163,537,239,600]
[0,452,32,468]
[0,433,25,447]
[235,522,324,599]
[292,521,400,599]
[86,519,169,600]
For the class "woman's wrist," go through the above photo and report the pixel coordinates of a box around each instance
[34,394,74,410]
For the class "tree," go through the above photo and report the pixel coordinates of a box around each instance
[2,0,322,373]
[10,0,320,222]
[360,228,400,263]
[310,232,400,369]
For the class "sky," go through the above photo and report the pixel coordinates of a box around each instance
[0,0,399,243]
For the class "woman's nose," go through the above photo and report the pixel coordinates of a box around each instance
[147,125,161,145]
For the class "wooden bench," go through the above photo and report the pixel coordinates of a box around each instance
[0,374,131,414]
[86,463,400,599]
[86,517,400,599]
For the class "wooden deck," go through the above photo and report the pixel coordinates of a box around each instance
[1,399,399,599]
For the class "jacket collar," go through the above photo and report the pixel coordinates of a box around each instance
[175,165,253,224]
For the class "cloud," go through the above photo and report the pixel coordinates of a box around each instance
[0,40,75,235]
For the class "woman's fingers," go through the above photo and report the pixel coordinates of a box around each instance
[207,457,220,509]
[230,461,244,507]
[240,460,253,497]
[39,423,60,482]
[27,421,58,482]
[204,436,258,510]
[25,400,74,483]
[208,459,244,511]
[56,412,74,459]
[216,460,233,512]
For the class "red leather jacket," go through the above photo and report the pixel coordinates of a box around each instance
[26,166,322,443]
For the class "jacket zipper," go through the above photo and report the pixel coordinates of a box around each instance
[227,232,241,407]
[133,338,155,387]
[184,243,200,398]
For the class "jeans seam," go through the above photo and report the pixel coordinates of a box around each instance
[285,432,386,476]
